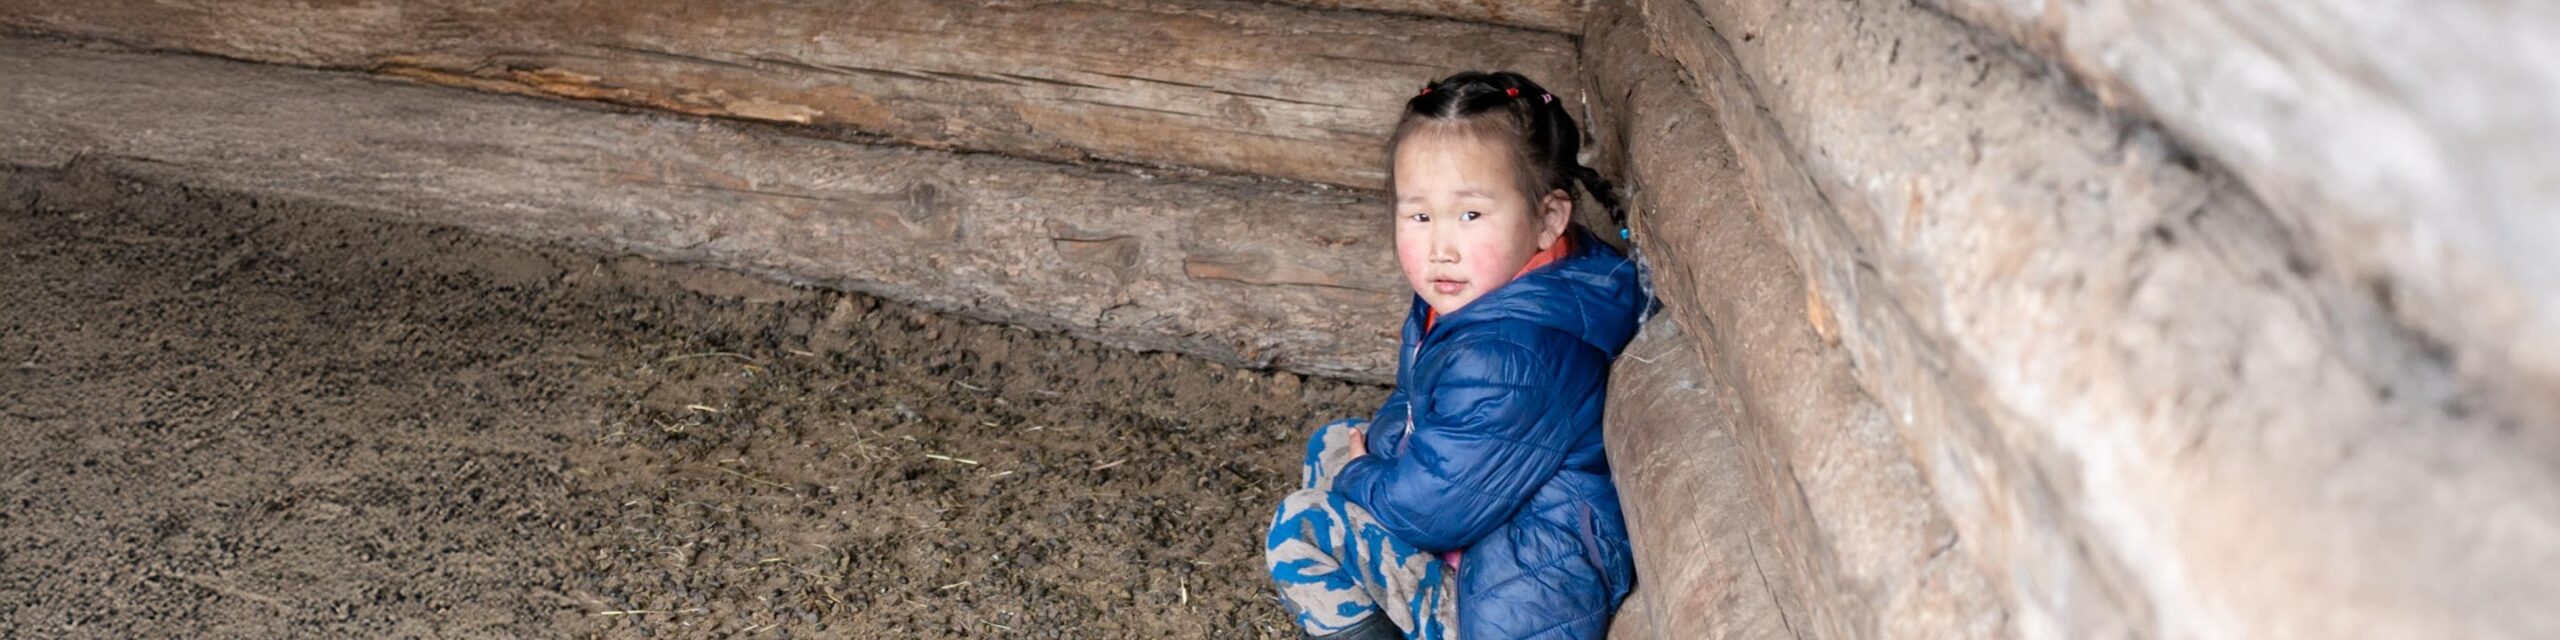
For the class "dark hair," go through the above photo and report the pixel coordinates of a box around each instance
[1391,71,1626,233]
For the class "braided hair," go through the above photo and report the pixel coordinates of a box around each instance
[1392,71,1627,236]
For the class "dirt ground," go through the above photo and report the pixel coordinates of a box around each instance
[0,165,1386,638]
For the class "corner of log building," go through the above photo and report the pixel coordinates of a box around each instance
[5,0,2558,636]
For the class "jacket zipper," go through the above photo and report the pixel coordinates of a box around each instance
[1400,341,1419,453]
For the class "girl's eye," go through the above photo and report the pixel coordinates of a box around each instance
[1462,211,1483,221]
[1406,213,1429,223]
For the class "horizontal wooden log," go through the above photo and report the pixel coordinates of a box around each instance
[1263,0,1583,33]
[1628,0,2560,636]
[1918,0,2560,414]
[1602,318,1811,640]
[1582,3,1998,636]
[0,0,1577,190]
[1602,595,1658,640]
[0,37,1405,382]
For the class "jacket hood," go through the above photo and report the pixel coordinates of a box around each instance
[1415,226,1647,359]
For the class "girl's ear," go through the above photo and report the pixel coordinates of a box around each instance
[1536,188,1574,249]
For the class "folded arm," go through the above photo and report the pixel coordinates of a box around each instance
[1332,338,1564,552]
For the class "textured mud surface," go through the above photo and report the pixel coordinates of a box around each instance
[0,166,1384,638]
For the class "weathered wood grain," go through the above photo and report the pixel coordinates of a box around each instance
[1918,0,2560,415]
[1583,3,1998,636]
[0,37,1408,382]
[1614,0,2560,636]
[1601,318,1814,640]
[0,0,1577,190]
[1263,0,1583,33]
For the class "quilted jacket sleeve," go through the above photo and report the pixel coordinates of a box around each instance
[1363,383,1410,455]
[1331,337,1563,552]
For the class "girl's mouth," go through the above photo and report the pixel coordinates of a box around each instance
[1430,279,1466,295]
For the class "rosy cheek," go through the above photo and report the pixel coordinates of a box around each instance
[1474,260,1508,289]
[1394,237,1430,283]
[1469,239,1527,290]
[1465,239,1505,281]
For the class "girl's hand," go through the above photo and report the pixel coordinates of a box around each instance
[1347,425,1368,459]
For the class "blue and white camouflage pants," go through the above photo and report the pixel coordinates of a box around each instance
[1264,419,1459,639]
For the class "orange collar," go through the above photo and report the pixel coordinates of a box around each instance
[1516,231,1576,275]
[1425,232,1574,331]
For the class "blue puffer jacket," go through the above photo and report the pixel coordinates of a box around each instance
[1332,226,1645,640]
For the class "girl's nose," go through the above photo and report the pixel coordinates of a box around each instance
[1429,230,1458,263]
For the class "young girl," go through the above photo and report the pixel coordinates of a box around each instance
[1264,72,1643,640]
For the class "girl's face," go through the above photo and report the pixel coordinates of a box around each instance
[1392,129,1570,317]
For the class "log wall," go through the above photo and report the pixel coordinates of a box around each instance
[8,0,2560,637]
[0,0,1576,190]
[0,38,1405,381]
[1601,316,1802,639]
[0,0,1589,383]
[1269,0,1583,33]
[1917,0,2560,417]
[1587,0,2560,636]
[1584,4,2001,635]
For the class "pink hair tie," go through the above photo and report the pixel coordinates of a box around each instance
[1541,93,1553,104]
[1419,86,1432,96]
